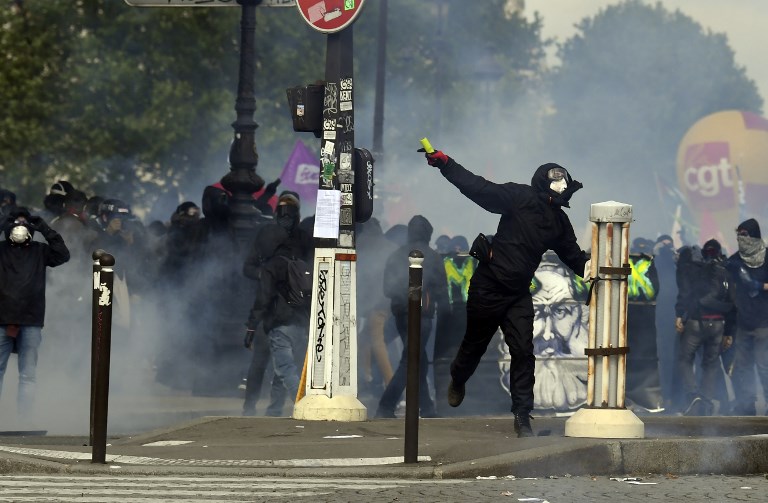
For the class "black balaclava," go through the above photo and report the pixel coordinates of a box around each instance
[701,239,723,261]
[173,201,200,228]
[276,204,300,233]
[531,163,583,208]
[4,208,34,245]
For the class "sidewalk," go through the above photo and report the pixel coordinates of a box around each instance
[1,415,767,479]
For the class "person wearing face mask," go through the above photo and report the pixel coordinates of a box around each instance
[724,218,768,416]
[0,208,70,419]
[241,191,312,416]
[417,148,589,437]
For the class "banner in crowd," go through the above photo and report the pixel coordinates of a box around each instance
[278,140,321,212]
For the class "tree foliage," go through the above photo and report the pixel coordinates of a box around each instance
[0,0,547,213]
[545,0,763,171]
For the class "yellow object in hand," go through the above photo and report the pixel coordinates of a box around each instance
[419,137,435,154]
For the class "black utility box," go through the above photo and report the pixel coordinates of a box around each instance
[286,84,324,136]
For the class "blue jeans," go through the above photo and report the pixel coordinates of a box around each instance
[378,314,436,415]
[0,325,43,415]
[731,325,768,414]
[268,324,308,412]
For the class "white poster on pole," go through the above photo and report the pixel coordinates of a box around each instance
[314,189,341,239]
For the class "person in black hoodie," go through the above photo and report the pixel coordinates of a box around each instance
[418,148,588,436]
[725,218,768,415]
[375,214,449,418]
[242,191,312,416]
[0,208,70,416]
[674,239,735,415]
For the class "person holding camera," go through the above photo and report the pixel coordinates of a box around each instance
[0,208,70,417]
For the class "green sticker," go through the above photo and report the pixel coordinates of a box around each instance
[344,0,354,10]
[322,162,335,181]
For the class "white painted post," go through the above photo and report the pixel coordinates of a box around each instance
[293,248,366,421]
[565,201,644,438]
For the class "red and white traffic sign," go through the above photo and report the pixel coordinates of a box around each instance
[295,0,366,33]
[124,0,295,7]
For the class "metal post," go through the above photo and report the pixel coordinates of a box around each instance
[404,250,424,464]
[293,25,366,422]
[565,202,643,439]
[92,253,115,464]
[221,0,266,249]
[89,249,105,447]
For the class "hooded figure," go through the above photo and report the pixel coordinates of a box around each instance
[376,215,448,418]
[674,237,735,415]
[0,208,69,415]
[417,148,588,436]
[725,218,768,415]
[241,190,312,417]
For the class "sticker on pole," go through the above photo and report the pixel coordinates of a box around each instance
[296,0,366,33]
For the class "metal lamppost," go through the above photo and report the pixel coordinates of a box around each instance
[221,0,266,248]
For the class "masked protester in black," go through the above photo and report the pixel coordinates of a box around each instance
[419,149,589,437]
[241,191,312,416]
[0,209,70,416]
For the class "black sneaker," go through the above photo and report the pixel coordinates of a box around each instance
[514,413,534,438]
[447,380,465,407]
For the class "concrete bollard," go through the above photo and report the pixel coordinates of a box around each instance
[565,201,644,439]
[404,250,424,464]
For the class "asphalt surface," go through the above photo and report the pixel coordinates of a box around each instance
[0,415,767,479]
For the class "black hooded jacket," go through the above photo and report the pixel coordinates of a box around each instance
[0,223,70,325]
[243,211,313,333]
[383,215,449,318]
[438,158,588,293]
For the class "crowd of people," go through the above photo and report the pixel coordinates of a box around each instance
[634,224,768,417]
[1,172,766,430]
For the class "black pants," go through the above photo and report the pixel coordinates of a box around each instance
[450,280,535,415]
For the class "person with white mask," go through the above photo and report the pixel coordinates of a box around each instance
[0,208,70,418]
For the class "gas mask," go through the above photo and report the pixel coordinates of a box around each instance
[9,223,31,245]
[547,167,568,194]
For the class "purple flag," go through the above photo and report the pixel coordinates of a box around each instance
[279,140,320,212]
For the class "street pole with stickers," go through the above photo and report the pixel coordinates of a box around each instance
[288,0,374,421]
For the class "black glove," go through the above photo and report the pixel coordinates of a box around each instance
[244,329,256,349]
[27,215,51,233]
[417,148,449,168]
[264,178,281,196]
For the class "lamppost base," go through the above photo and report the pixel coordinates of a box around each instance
[292,394,367,422]
[565,407,645,438]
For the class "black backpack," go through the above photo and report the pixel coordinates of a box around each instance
[276,255,313,307]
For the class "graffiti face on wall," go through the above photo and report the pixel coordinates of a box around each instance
[498,255,589,412]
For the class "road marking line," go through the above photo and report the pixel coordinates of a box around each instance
[0,445,431,467]
[141,440,195,446]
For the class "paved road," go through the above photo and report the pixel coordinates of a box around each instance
[0,474,765,502]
